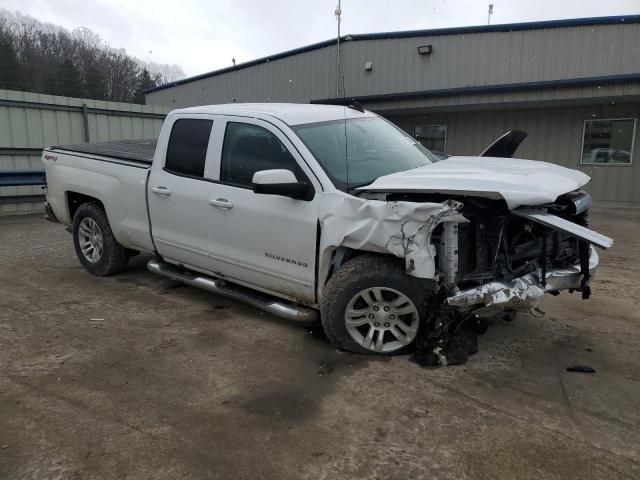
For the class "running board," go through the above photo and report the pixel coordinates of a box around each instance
[147,259,318,323]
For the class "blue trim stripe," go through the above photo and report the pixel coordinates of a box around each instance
[0,169,46,187]
[145,15,640,94]
[310,73,640,105]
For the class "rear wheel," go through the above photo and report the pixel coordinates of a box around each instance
[320,255,433,354]
[72,202,129,276]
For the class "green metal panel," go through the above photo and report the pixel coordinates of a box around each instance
[0,89,170,215]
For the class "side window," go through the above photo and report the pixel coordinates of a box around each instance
[220,122,302,187]
[165,119,213,177]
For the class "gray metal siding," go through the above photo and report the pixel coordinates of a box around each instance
[147,22,640,108]
[386,103,640,203]
[0,89,170,215]
[144,20,640,203]
[150,46,339,107]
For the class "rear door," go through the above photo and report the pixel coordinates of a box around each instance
[147,116,218,272]
[204,117,321,304]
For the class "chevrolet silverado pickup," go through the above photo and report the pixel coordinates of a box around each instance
[42,103,613,363]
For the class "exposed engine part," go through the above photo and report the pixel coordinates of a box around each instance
[446,247,599,315]
[447,277,545,317]
[440,222,460,287]
[387,189,606,319]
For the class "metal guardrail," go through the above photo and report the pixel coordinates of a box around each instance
[0,169,46,187]
[0,147,43,156]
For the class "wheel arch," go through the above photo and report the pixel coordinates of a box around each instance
[318,246,403,301]
[66,191,106,220]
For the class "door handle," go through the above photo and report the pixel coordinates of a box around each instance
[151,186,172,196]
[209,198,233,209]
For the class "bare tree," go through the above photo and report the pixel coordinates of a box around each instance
[142,60,186,84]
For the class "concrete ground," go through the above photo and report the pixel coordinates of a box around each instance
[1,208,639,480]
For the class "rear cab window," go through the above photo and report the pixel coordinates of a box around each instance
[165,118,213,177]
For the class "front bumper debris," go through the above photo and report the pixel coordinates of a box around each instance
[446,247,599,316]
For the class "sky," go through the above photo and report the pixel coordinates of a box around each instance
[1,0,638,77]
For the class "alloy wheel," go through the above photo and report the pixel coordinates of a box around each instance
[344,287,419,353]
[78,217,104,263]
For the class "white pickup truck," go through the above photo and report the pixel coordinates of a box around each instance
[42,103,613,363]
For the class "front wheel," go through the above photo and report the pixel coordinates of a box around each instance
[320,255,433,354]
[72,202,129,276]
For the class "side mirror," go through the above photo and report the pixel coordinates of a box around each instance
[252,169,310,199]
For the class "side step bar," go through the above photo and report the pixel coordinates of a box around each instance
[147,259,318,323]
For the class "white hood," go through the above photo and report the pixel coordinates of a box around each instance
[358,156,590,209]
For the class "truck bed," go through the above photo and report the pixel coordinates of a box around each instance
[51,139,157,165]
[43,139,156,253]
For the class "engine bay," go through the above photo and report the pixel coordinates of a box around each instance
[386,190,594,297]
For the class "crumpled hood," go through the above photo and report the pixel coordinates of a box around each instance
[358,156,590,209]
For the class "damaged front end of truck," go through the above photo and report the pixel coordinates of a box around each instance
[441,190,610,315]
[425,190,611,365]
[320,181,612,365]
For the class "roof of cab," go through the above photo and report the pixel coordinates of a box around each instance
[169,103,375,126]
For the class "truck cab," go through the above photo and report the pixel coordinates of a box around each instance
[146,107,329,305]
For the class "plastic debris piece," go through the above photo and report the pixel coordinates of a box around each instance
[566,365,596,373]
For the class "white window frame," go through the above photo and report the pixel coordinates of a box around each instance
[580,117,636,167]
[413,124,448,152]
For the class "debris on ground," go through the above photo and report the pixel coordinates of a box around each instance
[566,365,596,373]
[411,299,481,367]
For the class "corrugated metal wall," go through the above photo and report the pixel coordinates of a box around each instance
[0,89,170,215]
[386,102,640,203]
[144,18,640,203]
[149,46,338,107]
[338,23,640,97]
[146,21,640,107]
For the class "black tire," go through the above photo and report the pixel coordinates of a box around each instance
[72,202,129,276]
[320,254,434,355]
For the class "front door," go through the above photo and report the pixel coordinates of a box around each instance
[204,118,320,304]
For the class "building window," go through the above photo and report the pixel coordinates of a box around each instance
[581,118,636,165]
[414,125,447,154]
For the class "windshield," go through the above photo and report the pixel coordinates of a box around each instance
[293,116,435,191]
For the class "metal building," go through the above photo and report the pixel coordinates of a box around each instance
[145,15,640,203]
